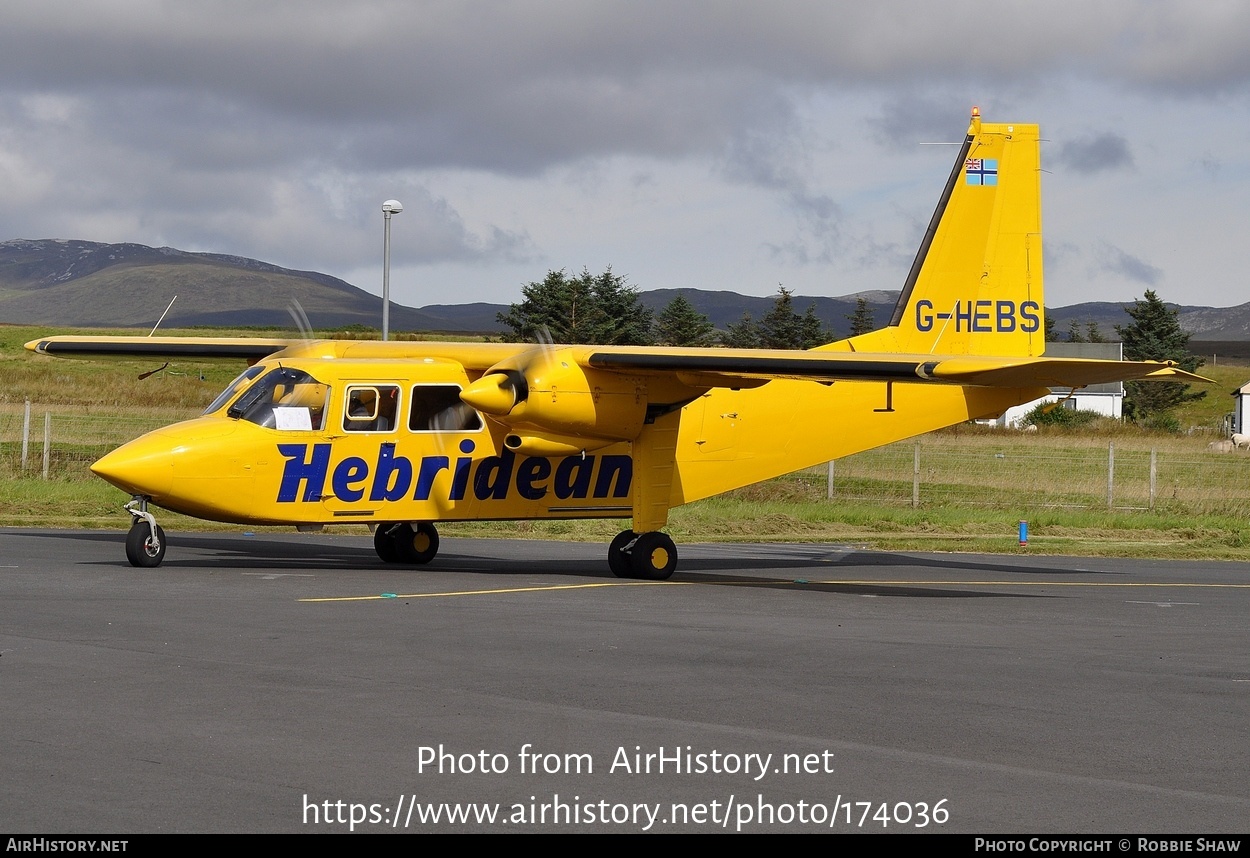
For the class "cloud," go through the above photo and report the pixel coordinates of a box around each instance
[870,94,976,150]
[2,3,1249,174]
[1056,133,1134,174]
[1097,244,1162,286]
[720,114,849,265]
[0,2,1246,305]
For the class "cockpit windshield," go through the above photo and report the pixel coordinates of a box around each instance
[224,367,330,430]
[204,365,266,416]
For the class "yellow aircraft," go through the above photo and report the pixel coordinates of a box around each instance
[26,108,1203,577]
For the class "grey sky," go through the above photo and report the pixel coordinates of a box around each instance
[1,1,1248,311]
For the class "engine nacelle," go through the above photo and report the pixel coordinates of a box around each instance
[461,347,647,441]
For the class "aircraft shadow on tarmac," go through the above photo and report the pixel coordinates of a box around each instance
[11,530,1088,600]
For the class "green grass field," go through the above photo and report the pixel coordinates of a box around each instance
[5,323,1250,560]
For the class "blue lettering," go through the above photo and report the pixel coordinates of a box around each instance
[275,442,635,505]
[414,456,449,501]
[473,450,515,501]
[915,299,934,332]
[332,457,369,503]
[996,300,1016,332]
[972,300,992,332]
[450,439,475,501]
[954,300,973,332]
[369,443,412,501]
[277,443,330,502]
[516,457,551,500]
[1020,300,1041,333]
[595,455,632,498]
[915,298,1043,336]
[555,456,594,499]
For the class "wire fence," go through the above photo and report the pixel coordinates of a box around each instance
[5,401,1250,516]
[0,402,193,480]
[809,436,1250,516]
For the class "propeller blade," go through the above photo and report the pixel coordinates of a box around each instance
[137,361,169,380]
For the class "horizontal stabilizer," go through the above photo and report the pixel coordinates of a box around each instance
[919,356,1213,388]
[587,348,1208,389]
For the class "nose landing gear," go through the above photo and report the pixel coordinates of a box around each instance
[124,496,166,568]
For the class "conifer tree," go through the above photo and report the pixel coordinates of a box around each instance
[655,294,716,346]
[758,287,828,349]
[721,312,761,348]
[1115,290,1205,424]
[497,268,655,345]
[846,297,876,336]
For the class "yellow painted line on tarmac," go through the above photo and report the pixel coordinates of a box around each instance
[301,580,688,602]
[302,577,1250,603]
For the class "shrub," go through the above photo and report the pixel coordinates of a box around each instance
[1020,401,1099,429]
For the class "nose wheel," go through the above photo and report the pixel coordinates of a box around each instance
[608,530,677,580]
[123,496,166,568]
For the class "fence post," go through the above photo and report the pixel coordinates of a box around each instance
[21,399,30,470]
[42,412,51,480]
[912,443,921,509]
[827,460,834,500]
[1149,449,1157,511]
[1107,441,1115,510]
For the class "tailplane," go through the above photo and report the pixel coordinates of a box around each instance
[839,108,1044,358]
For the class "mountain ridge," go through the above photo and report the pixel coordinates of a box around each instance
[1,238,1245,341]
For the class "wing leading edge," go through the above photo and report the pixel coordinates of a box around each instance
[25,336,293,362]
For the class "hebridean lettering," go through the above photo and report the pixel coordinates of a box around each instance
[276,441,632,504]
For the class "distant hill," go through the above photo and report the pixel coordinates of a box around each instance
[1046,301,1250,342]
[0,238,456,331]
[3,238,1249,343]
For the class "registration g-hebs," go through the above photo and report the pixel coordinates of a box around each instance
[915,299,1041,334]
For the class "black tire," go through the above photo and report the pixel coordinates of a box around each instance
[608,530,637,578]
[125,521,166,568]
[629,531,677,580]
[374,523,401,563]
[394,522,439,565]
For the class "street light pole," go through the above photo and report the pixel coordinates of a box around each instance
[381,199,403,341]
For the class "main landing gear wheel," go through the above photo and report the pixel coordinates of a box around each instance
[608,530,637,578]
[374,524,401,563]
[608,530,677,580]
[375,522,439,564]
[125,520,166,568]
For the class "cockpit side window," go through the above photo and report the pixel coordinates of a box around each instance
[344,385,400,432]
[226,367,329,430]
[409,385,482,432]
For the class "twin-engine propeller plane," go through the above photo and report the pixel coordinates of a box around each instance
[27,109,1204,578]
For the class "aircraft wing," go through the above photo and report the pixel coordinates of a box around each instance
[584,349,1211,388]
[24,336,294,361]
[25,335,1209,390]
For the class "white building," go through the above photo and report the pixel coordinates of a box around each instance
[1230,381,1250,435]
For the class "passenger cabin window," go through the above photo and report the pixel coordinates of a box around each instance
[225,367,329,430]
[344,385,400,432]
[409,385,482,432]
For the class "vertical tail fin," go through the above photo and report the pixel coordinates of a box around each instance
[844,109,1044,357]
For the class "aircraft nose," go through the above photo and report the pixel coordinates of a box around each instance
[91,433,175,498]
